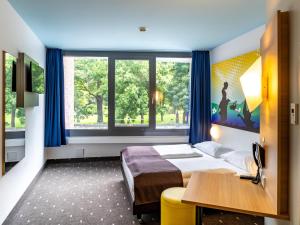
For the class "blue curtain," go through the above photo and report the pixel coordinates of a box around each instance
[189,51,211,144]
[44,49,66,147]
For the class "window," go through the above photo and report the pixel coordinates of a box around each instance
[115,60,149,127]
[156,58,191,129]
[64,57,108,129]
[63,52,191,136]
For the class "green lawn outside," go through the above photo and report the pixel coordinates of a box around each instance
[5,114,25,129]
[74,112,189,127]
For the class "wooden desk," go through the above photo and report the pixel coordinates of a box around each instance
[182,171,286,224]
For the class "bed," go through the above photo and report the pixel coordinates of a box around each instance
[121,144,250,218]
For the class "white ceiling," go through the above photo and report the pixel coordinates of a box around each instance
[9,0,266,51]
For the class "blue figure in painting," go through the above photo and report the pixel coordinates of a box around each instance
[218,82,230,122]
[238,100,255,129]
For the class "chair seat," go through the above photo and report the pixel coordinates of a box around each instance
[161,187,196,225]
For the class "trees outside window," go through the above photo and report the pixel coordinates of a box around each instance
[63,53,191,135]
[115,60,149,127]
[64,57,108,129]
[156,58,191,129]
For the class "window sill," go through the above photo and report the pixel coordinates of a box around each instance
[67,128,188,137]
[67,136,189,144]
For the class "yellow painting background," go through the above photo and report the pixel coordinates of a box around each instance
[211,50,260,103]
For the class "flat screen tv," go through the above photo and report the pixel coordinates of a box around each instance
[12,61,17,92]
[15,53,44,108]
[25,63,32,92]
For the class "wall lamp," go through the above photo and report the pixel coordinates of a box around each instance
[240,57,263,112]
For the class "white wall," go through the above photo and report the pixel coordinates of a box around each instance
[264,1,300,225]
[210,124,259,151]
[46,136,189,159]
[209,26,264,149]
[0,0,46,224]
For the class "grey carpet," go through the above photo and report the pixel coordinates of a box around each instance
[4,160,264,225]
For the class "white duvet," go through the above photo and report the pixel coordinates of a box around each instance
[122,144,249,200]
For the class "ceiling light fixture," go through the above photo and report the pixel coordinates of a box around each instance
[139,26,147,32]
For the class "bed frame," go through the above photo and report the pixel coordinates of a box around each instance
[120,159,160,220]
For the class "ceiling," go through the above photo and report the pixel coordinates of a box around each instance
[8,0,266,51]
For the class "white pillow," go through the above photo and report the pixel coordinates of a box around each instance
[221,150,258,174]
[193,141,233,158]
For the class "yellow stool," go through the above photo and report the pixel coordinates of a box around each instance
[161,187,196,225]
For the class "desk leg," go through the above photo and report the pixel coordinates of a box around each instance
[196,206,203,225]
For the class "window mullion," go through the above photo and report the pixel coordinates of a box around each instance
[149,57,156,130]
[108,57,115,134]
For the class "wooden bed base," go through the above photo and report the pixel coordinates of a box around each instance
[120,161,160,219]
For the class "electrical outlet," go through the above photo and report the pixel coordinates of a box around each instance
[290,103,299,125]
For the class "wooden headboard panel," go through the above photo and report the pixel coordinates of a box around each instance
[260,11,289,216]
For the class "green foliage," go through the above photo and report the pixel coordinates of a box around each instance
[5,54,15,115]
[74,58,108,125]
[156,61,190,124]
[73,58,191,128]
[31,63,45,94]
[115,60,149,125]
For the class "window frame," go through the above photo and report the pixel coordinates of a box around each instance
[63,51,192,137]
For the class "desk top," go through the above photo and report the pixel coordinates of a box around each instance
[182,171,287,219]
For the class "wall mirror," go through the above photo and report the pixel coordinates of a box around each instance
[2,52,26,175]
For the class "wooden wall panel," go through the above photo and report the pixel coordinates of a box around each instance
[260,11,289,216]
[277,11,289,216]
[261,11,279,211]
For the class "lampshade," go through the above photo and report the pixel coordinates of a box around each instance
[155,90,164,104]
[240,57,263,112]
[210,125,220,140]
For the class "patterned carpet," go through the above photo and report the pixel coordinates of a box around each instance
[4,160,264,225]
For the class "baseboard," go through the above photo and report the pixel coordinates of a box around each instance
[2,162,47,225]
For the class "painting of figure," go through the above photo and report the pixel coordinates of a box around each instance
[211,50,260,133]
